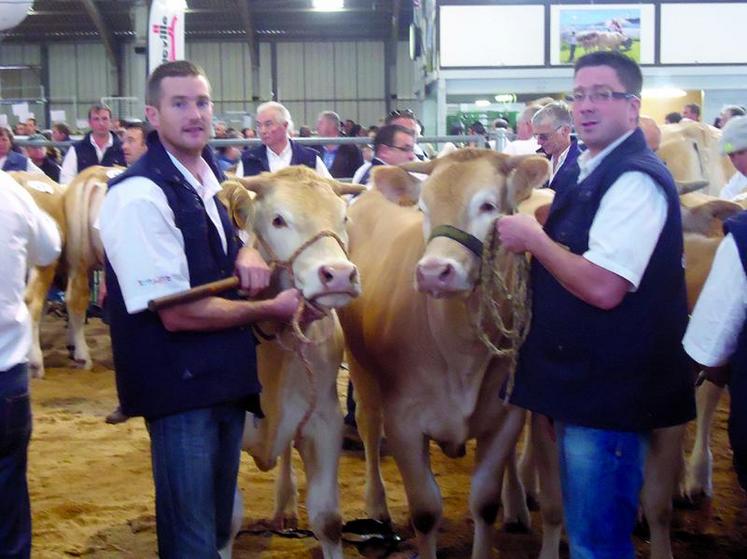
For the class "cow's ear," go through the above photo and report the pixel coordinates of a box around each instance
[682,199,743,237]
[219,180,255,230]
[517,187,555,226]
[399,159,438,175]
[235,173,273,197]
[372,166,423,206]
[504,156,551,208]
[331,182,366,197]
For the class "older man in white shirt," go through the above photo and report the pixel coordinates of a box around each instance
[236,101,331,178]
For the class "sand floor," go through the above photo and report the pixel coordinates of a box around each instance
[26,315,747,558]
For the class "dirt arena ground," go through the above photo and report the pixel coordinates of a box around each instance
[27,315,746,558]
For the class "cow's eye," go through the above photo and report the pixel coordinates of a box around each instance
[344,215,349,224]
[272,215,287,228]
[479,202,497,213]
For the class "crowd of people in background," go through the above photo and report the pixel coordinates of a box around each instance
[3,97,747,191]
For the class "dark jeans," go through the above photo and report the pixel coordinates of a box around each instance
[146,402,245,559]
[0,363,32,559]
[729,369,747,491]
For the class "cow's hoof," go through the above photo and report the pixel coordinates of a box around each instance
[29,364,45,379]
[503,519,531,534]
[269,515,298,531]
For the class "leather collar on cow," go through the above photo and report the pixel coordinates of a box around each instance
[428,224,484,258]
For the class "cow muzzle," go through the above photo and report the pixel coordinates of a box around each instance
[308,261,361,309]
[416,256,471,297]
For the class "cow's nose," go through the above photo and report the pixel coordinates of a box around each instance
[318,263,358,291]
[416,260,455,291]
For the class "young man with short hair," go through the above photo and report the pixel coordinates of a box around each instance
[60,104,125,184]
[99,60,307,558]
[351,124,416,185]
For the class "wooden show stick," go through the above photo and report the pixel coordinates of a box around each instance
[147,277,240,312]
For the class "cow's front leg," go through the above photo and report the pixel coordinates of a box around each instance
[517,417,540,509]
[685,381,722,500]
[349,356,390,521]
[644,424,686,559]
[296,405,344,559]
[65,268,92,369]
[472,404,526,559]
[270,445,298,530]
[386,423,441,559]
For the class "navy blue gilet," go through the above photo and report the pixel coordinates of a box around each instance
[2,150,29,171]
[104,131,260,419]
[74,132,125,171]
[549,139,582,193]
[511,128,695,431]
[723,212,747,452]
[241,140,317,176]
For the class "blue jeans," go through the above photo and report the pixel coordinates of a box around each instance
[146,402,245,559]
[557,423,649,559]
[0,363,32,559]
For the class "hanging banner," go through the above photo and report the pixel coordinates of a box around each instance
[148,0,186,76]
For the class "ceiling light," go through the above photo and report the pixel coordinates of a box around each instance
[313,0,344,11]
[641,88,687,99]
[494,94,517,104]
[475,99,491,107]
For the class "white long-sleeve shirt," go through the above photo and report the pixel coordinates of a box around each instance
[0,171,62,371]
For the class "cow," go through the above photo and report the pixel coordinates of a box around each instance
[337,149,552,559]
[659,121,737,197]
[215,167,363,559]
[9,172,67,378]
[576,30,632,52]
[62,165,125,369]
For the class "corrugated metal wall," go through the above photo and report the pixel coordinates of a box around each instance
[1,40,418,131]
[0,43,43,127]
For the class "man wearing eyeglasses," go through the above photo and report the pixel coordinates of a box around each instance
[352,124,416,186]
[497,51,694,559]
[384,109,428,161]
[531,101,580,192]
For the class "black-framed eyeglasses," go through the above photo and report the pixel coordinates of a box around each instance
[388,108,415,119]
[565,90,639,104]
[385,143,415,153]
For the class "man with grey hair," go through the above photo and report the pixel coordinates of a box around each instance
[312,110,363,179]
[720,105,746,128]
[237,101,331,177]
[532,101,581,191]
[503,105,541,155]
[719,116,747,200]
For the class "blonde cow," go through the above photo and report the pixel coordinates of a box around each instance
[337,150,553,559]
[658,121,736,197]
[9,172,67,378]
[218,168,363,559]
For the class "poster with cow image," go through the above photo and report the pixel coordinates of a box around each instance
[550,4,655,65]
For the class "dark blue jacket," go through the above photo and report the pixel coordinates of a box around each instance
[723,211,747,484]
[104,131,260,419]
[510,129,695,431]
[241,140,317,176]
[38,156,61,183]
[2,150,29,172]
[549,139,582,193]
[73,132,125,171]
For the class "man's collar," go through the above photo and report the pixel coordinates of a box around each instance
[267,138,291,157]
[577,129,635,180]
[90,132,113,149]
